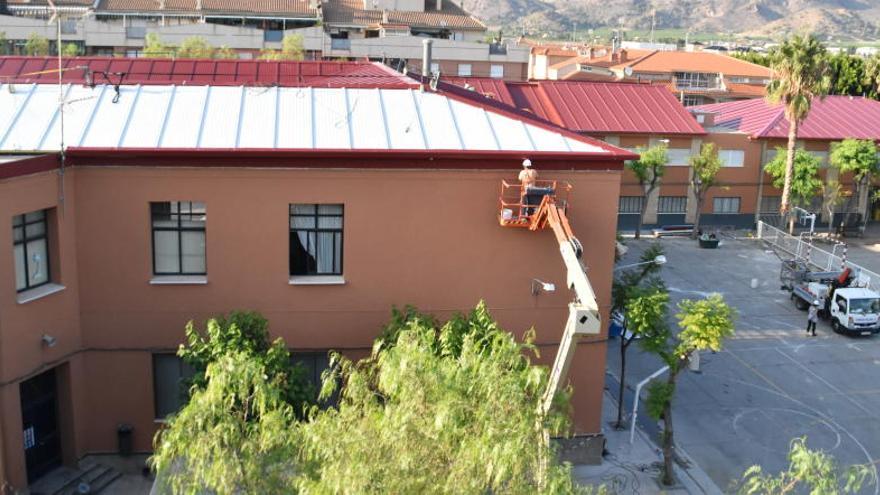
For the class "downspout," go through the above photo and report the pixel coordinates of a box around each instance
[754,138,767,225]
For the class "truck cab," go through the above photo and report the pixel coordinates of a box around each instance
[829,288,880,336]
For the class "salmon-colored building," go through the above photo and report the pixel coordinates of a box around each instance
[0,58,633,490]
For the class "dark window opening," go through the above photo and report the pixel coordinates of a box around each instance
[13,210,51,292]
[150,202,206,276]
[290,204,343,276]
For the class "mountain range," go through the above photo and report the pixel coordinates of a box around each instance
[464,0,880,41]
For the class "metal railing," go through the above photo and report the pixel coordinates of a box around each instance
[757,221,880,292]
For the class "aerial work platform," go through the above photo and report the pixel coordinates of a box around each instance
[497,178,600,415]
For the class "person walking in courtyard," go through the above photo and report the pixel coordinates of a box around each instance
[807,300,819,336]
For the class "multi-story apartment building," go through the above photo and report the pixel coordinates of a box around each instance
[528,45,773,107]
[0,57,631,491]
[0,0,531,79]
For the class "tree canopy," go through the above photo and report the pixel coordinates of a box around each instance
[764,148,823,209]
[24,33,49,56]
[260,34,306,61]
[830,138,879,185]
[739,437,875,494]
[689,143,723,236]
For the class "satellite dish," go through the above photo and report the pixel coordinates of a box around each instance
[624,66,634,76]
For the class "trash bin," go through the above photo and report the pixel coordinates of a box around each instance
[117,423,133,456]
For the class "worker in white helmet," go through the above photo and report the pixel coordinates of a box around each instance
[807,300,819,337]
[519,159,539,217]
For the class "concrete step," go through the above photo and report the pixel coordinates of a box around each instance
[52,462,123,495]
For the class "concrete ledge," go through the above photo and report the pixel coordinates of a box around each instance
[553,434,606,465]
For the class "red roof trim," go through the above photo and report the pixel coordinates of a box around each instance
[64,148,627,171]
[0,154,60,181]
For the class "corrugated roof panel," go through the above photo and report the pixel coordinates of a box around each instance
[160,86,209,148]
[200,86,244,148]
[0,84,37,149]
[81,86,140,148]
[119,85,171,148]
[276,87,313,149]
[486,112,533,151]
[526,124,571,153]
[447,98,498,151]
[347,89,388,150]
[312,87,351,150]
[38,84,101,152]
[380,89,426,150]
[4,84,61,151]
[414,92,461,150]
[238,87,278,149]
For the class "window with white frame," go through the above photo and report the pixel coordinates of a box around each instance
[682,95,705,107]
[658,196,688,214]
[150,202,207,276]
[430,62,440,76]
[290,204,344,276]
[153,354,195,419]
[719,149,745,167]
[713,197,741,214]
[619,196,643,214]
[457,64,472,77]
[13,210,51,292]
[667,148,693,166]
[490,64,504,79]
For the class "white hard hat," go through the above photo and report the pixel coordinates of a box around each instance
[813,300,820,306]
[522,159,532,168]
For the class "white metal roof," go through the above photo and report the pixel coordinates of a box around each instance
[0,83,609,154]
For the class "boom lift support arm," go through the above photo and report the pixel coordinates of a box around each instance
[528,194,601,416]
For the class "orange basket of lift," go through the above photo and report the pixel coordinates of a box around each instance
[498,179,572,229]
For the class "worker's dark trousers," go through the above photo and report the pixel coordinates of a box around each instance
[806,320,817,335]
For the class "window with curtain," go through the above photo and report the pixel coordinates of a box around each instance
[658,196,687,214]
[13,210,51,292]
[290,204,344,276]
[150,202,206,276]
[713,197,741,214]
[618,196,643,214]
[152,354,195,419]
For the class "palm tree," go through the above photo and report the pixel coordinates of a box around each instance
[766,34,830,232]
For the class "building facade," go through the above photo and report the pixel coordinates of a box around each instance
[0,60,631,490]
[0,0,531,80]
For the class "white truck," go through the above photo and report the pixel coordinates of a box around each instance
[781,260,880,336]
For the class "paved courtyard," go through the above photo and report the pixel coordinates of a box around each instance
[609,235,880,493]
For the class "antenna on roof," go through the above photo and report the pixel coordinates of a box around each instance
[47,0,66,206]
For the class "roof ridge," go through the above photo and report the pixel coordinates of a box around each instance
[753,101,787,138]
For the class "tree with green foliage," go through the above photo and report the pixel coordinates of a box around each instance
[24,33,50,56]
[143,33,170,58]
[830,138,879,229]
[739,437,875,494]
[176,36,214,59]
[259,34,306,61]
[296,302,590,494]
[611,243,666,429]
[865,54,880,99]
[764,148,823,219]
[214,45,237,59]
[151,351,299,495]
[766,34,830,233]
[689,143,723,238]
[0,32,10,56]
[642,294,736,486]
[178,310,316,413]
[627,144,668,239]
[61,42,80,57]
[828,52,867,97]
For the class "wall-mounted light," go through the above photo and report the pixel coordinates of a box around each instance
[531,279,556,296]
[41,334,57,348]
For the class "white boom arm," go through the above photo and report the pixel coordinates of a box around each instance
[538,205,601,416]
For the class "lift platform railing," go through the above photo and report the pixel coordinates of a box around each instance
[498,180,571,228]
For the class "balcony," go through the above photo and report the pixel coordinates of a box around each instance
[672,72,723,92]
[489,43,507,55]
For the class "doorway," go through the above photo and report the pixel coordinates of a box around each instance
[20,368,62,483]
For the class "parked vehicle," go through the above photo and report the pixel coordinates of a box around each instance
[780,260,880,336]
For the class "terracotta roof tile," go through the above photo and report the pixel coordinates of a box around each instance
[627,51,772,78]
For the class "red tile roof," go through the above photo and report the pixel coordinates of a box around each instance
[695,96,880,140]
[321,0,484,30]
[627,51,772,78]
[0,56,418,88]
[444,78,704,136]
